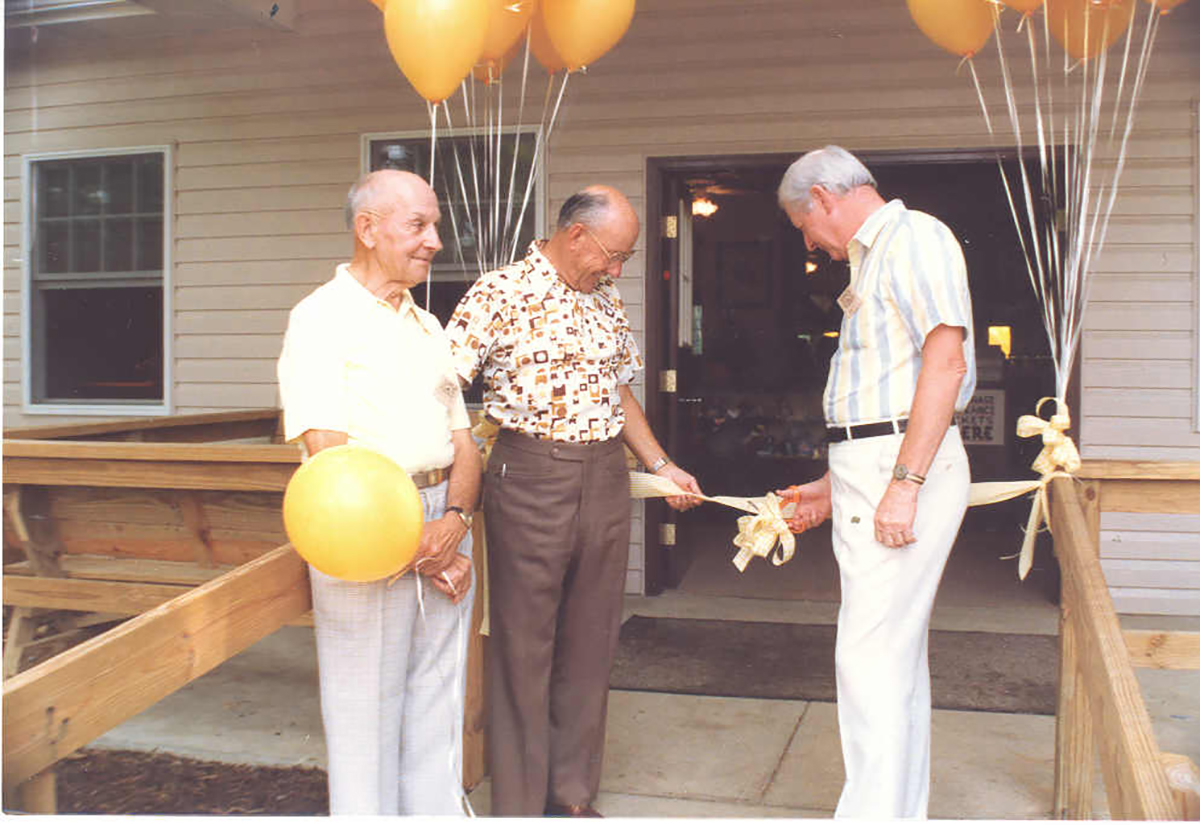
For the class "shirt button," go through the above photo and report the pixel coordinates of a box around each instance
[551,447,560,458]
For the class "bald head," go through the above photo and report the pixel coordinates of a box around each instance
[557,185,639,236]
[545,185,639,293]
[346,169,434,228]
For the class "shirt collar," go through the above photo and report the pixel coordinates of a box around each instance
[851,198,905,251]
[334,263,440,334]
[522,241,565,301]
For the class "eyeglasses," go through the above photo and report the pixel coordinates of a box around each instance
[579,224,636,266]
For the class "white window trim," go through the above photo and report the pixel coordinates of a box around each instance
[21,145,173,417]
[359,125,547,276]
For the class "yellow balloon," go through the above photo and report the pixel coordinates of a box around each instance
[1002,0,1045,13]
[283,444,424,583]
[542,0,636,71]
[481,0,537,62]
[474,42,520,84]
[906,0,995,57]
[1047,0,1135,59]
[384,0,489,103]
[529,2,567,73]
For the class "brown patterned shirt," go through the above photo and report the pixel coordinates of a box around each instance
[446,242,643,443]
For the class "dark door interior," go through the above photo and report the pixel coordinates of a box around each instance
[646,151,1061,595]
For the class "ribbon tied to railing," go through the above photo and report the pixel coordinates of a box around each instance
[968,396,1081,579]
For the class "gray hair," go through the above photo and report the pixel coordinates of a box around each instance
[777,145,877,212]
[556,189,611,231]
[345,172,383,229]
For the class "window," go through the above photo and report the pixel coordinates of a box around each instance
[364,129,544,327]
[23,148,171,414]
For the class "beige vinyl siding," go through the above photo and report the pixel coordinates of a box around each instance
[4,0,1198,604]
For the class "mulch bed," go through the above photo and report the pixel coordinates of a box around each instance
[53,749,329,815]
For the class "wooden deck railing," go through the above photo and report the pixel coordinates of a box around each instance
[1051,462,1200,820]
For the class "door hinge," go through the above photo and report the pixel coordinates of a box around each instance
[661,215,678,239]
[658,369,677,393]
[659,523,676,546]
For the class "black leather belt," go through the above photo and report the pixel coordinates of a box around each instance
[826,419,908,443]
[826,420,957,443]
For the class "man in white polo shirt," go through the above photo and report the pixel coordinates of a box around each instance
[277,169,480,815]
[776,146,975,819]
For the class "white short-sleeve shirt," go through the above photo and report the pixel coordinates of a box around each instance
[277,264,470,473]
[824,199,977,427]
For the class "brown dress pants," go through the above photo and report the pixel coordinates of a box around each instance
[484,429,632,816]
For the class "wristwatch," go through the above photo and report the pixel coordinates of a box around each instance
[892,463,926,486]
[446,505,473,529]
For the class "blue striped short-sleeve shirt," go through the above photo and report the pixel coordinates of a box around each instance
[823,199,976,427]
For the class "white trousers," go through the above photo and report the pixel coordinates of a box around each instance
[828,427,969,819]
[309,480,474,816]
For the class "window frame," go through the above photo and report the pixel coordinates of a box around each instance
[359,125,548,280]
[21,145,174,416]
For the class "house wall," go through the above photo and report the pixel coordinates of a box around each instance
[4,0,1198,608]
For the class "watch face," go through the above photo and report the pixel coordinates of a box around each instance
[893,464,907,481]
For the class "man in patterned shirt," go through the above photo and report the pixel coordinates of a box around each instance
[776,147,975,819]
[447,185,702,817]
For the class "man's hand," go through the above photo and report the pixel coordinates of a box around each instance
[874,481,919,548]
[776,473,832,533]
[413,513,469,576]
[657,463,704,511]
[427,552,472,604]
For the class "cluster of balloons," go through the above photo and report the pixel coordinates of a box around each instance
[283,445,425,582]
[370,0,636,103]
[906,0,1189,61]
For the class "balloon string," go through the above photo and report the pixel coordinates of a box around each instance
[426,100,438,313]
[461,78,486,280]
[410,551,474,817]
[442,100,474,277]
[502,28,535,267]
[509,70,570,264]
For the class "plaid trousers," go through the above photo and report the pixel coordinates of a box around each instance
[309,480,474,815]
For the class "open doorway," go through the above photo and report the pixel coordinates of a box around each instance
[643,150,1065,608]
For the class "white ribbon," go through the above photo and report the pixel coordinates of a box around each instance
[629,472,795,572]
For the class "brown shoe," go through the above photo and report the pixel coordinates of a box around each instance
[544,802,603,817]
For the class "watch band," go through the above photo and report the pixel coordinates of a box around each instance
[445,505,472,528]
[892,464,926,486]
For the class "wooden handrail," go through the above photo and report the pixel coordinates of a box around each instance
[1050,477,1180,820]
[2,409,282,441]
[2,545,311,804]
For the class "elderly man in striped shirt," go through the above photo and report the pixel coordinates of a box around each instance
[777,146,976,819]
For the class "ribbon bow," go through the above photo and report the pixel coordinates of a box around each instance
[1016,397,1082,477]
[1010,397,1080,579]
[628,472,795,572]
[731,493,795,573]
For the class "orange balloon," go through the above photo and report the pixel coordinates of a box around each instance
[529,3,566,72]
[906,0,996,57]
[1002,0,1045,12]
[384,0,489,103]
[369,0,385,10]
[283,445,424,582]
[542,0,636,71]
[1142,0,1188,11]
[481,0,537,62]
[1047,0,1135,59]
[474,42,521,83]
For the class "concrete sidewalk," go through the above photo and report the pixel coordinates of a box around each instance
[91,593,1200,819]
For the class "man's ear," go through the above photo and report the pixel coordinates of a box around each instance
[355,212,377,250]
[811,185,835,214]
